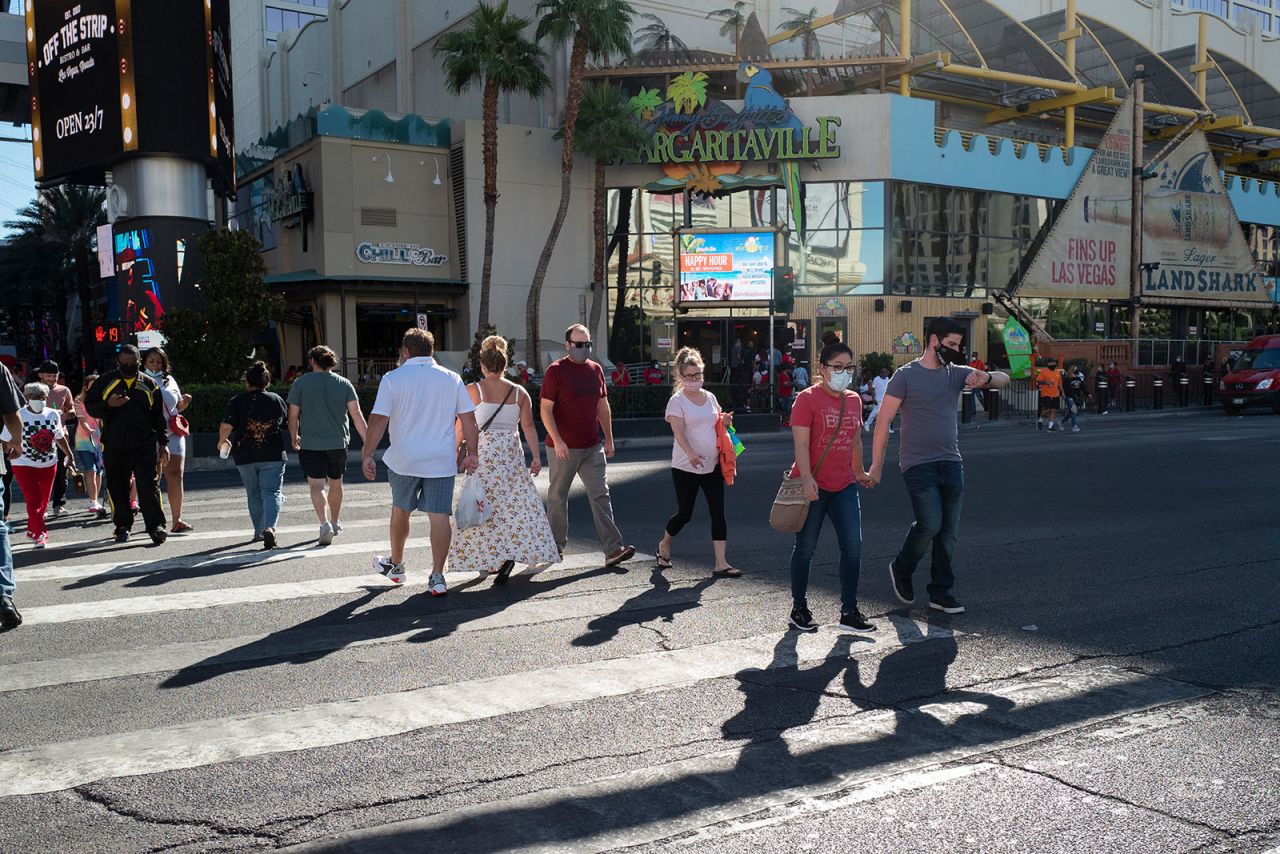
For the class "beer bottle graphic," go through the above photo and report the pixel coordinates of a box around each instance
[1083,191,1230,244]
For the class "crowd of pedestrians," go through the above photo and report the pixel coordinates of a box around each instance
[0,316,1015,636]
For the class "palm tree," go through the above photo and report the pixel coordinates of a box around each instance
[1,186,106,365]
[566,83,647,336]
[435,1,550,338]
[778,6,821,94]
[634,12,691,58]
[526,0,635,369]
[707,2,750,61]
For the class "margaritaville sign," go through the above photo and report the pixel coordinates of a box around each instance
[636,111,841,165]
[627,67,841,198]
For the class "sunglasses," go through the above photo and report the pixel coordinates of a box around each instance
[569,341,592,349]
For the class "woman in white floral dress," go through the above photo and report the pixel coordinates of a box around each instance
[450,336,559,582]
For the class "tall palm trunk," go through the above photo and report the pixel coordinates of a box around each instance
[586,157,607,335]
[609,188,634,353]
[477,77,500,335]
[525,30,588,370]
[77,250,94,369]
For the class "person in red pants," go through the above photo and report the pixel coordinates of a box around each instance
[5,382,76,549]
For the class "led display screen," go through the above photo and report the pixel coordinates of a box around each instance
[678,231,777,303]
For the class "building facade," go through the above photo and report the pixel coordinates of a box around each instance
[235,0,1280,379]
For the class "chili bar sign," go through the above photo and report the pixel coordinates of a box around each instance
[356,242,447,267]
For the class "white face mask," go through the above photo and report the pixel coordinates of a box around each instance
[683,379,703,392]
[27,400,45,413]
[827,372,853,392]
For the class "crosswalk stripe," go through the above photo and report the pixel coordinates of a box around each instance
[0,616,954,797]
[14,536,434,584]
[17,551,651,624]
[16,517,389,557]
[3,574,714,693]
[282,666,1209,854]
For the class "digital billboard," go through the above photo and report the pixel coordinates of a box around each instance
[26,1,235,191]
[26,0,128,184]
[678,231,776,303]
[113,217,209,332]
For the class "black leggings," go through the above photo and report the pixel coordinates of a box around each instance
[666,466,727,541]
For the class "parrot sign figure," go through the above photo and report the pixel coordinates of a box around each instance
[737,62,807,247]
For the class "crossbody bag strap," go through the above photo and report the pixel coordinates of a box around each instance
[809,393,847,477]
[478,385,516,433]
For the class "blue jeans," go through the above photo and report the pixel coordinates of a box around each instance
[0,486,12,596]
[237,461,286,536]
[790,484,862,612]
[894,461,964,599]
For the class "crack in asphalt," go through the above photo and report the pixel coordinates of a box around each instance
[71,785,281,851]
[990,757,1237,839]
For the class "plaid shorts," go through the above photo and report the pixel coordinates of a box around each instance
[387,469,455,514]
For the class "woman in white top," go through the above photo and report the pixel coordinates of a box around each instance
[658,347,740,577]
[449,336,559,582]
[143,348,193,532]
[4,382,76,548]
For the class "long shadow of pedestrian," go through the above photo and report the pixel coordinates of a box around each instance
[60,540,301,590]
[162,564,627,688]
[571,567,716,648]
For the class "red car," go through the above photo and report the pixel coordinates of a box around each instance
[1219,334,1280,415]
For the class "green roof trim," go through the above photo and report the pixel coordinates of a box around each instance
[238,106,450,178]
[266,269,465,288]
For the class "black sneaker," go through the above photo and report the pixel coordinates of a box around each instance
[0,594,21,630]
[113,528,130,544]
[148,528,168,545]
[889,562,915,605]
[789,606,818,632]
[494,560,516,585]
[929,595,965,614]
[838,609,876,632]
[262,530,277,550]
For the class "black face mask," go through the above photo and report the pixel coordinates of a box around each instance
[936,345,964,366]
[119,363,139,378]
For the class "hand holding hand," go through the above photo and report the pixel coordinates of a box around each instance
[529,458,542,477]
[802,475,819,502]
[361,455,377,481]
[462,454,480,474]
[855,470,876,488]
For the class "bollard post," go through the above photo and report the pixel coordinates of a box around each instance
[961,388,974,423]
[988,387,1000,421]
[1125,377,1136,412]
[1202,373,1214,406]
[1153,377,1164,410]
[1178,375,1189,407]
[1096,379,1109,414]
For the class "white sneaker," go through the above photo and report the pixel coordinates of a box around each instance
[1071,426,1081,433]
[318,521,334,546]
[332,521,343,536]
[34,533,47,549]
[428,573,447,597]
[87,502,100,514]
[54,505,67,517]
[372,555,405,585]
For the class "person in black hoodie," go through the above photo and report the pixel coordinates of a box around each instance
[86,345,169,544]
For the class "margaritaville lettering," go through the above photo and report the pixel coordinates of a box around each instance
[636,116,841,165]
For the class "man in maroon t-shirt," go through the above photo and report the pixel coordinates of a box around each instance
[539,324,635,567]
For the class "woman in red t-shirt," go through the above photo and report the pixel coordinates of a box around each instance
[785,340,874,634]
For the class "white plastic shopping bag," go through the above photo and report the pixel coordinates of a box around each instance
[454,474,491,530]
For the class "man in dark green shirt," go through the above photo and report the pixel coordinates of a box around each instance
[287,345,368,545]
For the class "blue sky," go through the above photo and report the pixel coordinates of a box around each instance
[0,129,38,233]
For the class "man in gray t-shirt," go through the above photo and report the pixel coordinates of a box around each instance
[287,345,369,545]
[868,318,1010,615]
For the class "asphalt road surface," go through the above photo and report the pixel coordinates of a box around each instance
[1,409,1278,853]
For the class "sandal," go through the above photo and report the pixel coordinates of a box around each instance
[655,544,673,569]
[494,560,516,585]
[713,566,743,578]
[171,521,194,533]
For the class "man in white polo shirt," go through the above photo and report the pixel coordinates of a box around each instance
[362,328,479,596]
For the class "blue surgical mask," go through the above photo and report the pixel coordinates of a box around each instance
[144,369,164,380]
[827,372,853,392]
